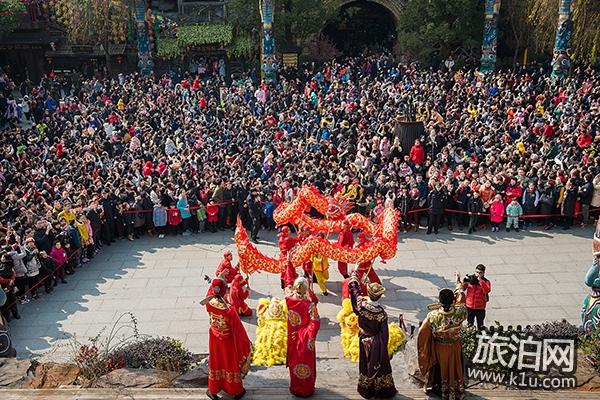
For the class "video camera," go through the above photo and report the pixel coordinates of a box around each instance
[463,274,479,285]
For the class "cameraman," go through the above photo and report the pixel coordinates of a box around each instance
[455,264,491,328]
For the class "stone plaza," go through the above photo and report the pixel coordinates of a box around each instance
[9,227,593,362]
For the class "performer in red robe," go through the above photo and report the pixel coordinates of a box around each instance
[337,222,354,279]
[215,250,237,284]
[285,277,321,397]
[278,226,302,288]
[356,233,381,285]
[229,273,252,317]
[203,278,252,400]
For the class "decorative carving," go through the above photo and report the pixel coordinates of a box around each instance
[480,0,501,74]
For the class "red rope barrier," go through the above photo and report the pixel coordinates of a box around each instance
[406,206,600,219]
[121,200,238,214]
[3,247,82,312]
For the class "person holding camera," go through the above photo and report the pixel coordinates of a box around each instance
[455,264,491,329]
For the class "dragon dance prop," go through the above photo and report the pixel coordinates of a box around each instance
[234,186,399,275]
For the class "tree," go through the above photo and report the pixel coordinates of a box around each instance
[275,0,337,47]
[228,0,261,60]
[500,0,532,69]
[53,0,129,73]
[396,0,485,67]
[526,0,600,64]
[0,0,26,36]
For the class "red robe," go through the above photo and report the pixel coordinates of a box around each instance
[357,260,381,284]
[286,295,320,397]
[337,229,354,277]
[216,259,237,284]
[206,297,252,397]
[279,234,301,279]
[230,274,252,316]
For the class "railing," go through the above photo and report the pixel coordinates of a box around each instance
[177,0,228,24]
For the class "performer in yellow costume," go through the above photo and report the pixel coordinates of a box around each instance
[336,298,407,362]
[252,297,288,366]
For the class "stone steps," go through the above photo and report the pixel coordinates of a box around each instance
[1,388,598,400]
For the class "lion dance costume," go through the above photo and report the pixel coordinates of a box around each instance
[253,297,288,366]
[336,298,407,363]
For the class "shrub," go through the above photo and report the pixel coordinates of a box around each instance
[580,326,600,372]
[119,337,193,373]
[523,320,583,342]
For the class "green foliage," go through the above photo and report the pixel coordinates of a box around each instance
[460,324,478,361]
[157,37,180,59]
[579,326,600,372]
[228,35,255,59]
[178,24,233,46]
[276,0,337,46]
[0,0,26,35]
[396,0,484,66]
[229,0,260,35]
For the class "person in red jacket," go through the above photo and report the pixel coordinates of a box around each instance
[409,139,426,166]
[206,200,219,232]
[167,203,182,235]
[577,131,592,149]
[455,264,491,329]
[337,222,354,279]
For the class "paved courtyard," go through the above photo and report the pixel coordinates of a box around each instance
[9,227,594,360]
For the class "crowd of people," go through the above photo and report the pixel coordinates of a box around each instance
[0,52,599,322]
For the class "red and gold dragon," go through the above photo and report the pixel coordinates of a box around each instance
[234,186,399,274]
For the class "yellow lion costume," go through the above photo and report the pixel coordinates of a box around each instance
[336,298,406,363]
[252,297,288,366]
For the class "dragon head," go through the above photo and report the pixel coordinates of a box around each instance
[326,194,351,220]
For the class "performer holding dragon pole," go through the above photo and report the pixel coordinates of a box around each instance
[285,277,320,397]
[347,272,397,399]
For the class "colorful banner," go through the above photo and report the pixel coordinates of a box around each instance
[259,0,276,83]
[134,0,153,75]
[480,0,501,74]
[551,0,573,79]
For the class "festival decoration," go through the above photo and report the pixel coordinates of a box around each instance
[583,219,600,334]
[134,0,153,75]
[336,299,406,363]
[234,186,399,275]
[259,0,276,83]
[480,0,501,74]
[552,0,573,79]
[253,298,288,366]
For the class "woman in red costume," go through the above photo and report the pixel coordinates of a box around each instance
[229,273,252,317]
[203,278,252,400]
[285,277,321,397]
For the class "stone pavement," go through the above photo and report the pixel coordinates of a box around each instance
[8,226,594,361]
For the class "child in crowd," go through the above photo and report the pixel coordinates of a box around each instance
[49,240,67,284]
[206,200,218,233]
[263,194,275,230]
[153,201,167,238]
[38,251,56,293]
[196,203,207,233]
[506,198,523,232]
[490,194,505,232]
[167,202,182,235]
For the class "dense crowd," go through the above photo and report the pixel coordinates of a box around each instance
[0,53,599,321]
